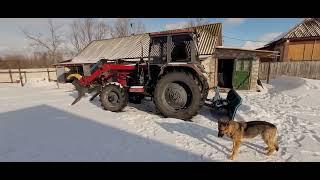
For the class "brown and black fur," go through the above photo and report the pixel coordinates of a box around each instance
[218,120,279,160]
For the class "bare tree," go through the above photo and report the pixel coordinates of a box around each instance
[22,19,63,64]
[187,18,210,27]
[70,18,111,53]
[110,18,146,38]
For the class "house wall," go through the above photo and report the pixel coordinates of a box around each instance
[276,39,320,61]
[201,56,217,89]
[249,58,259,91]
[199,34,222,89]
[201,56,259,91]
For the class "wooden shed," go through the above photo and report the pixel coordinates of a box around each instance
[209,46,277,91]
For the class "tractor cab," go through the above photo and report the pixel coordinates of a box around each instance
[148,29,200,65]
[146,29,205,89]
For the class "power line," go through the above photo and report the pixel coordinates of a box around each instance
[222,35,269,43]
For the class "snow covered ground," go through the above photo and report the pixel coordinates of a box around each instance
[0,76,319,162]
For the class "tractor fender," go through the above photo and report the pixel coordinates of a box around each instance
[158,63,208,83]
[67,73,83,81]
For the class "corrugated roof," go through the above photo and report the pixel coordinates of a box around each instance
[72,33,150,63]
[196,23,222,54]
[263,18,320,48]
[70,23,222,64]
[284,18,320,39]
[216,46,277,53]
[215,46,278,58]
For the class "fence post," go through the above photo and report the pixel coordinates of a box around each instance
[267,61,271,84]
[55,67,59,89]
[9,69,13,83]
[24,72,27,83]
[47,68,50,82]
[18,68,23,87]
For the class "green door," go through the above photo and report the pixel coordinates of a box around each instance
[232,58,251,90]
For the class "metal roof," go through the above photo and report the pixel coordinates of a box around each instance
[69,23,222,64]
[284,18,320,39]
[216,46,277,54]
[263,18,320,48]
[215,46,278,59]
[196,23,222,54]
[71,33,150,63]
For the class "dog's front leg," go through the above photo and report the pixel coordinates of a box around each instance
[229,141,236,160]
[229,140,241,160]
[230,141,235,155]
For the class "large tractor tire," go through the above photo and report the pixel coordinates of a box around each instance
[153,71,202,121]
[100,84,128,112]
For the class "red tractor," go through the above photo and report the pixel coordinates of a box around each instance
[68,29,211,120]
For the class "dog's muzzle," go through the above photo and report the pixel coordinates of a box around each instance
[218,132,224,138]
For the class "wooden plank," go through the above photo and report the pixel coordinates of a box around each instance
[312,41,320,60]
[259,61,320,80]
[288,44,305,60]
[304,43,314,60]
[267,61,271,83]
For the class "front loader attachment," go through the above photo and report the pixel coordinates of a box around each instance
[71,80,87,105]
[71,80,102,105]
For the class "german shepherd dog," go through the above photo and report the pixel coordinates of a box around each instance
[218,120,279,160]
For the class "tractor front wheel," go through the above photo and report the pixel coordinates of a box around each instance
[100,84,128,112]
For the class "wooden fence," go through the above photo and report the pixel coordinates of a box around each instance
[259,61,320,82]
[0,68,59,87]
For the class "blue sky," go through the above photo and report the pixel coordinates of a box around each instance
[143,18,303,48]
[0,18,303,56]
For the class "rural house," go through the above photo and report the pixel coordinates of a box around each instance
[258,18,320,62]
[55,23,276,91]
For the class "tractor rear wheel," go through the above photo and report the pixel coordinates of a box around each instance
[100,84,128,112]
[153,71,202,121]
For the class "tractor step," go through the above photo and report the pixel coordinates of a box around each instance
[128,86,144,93]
